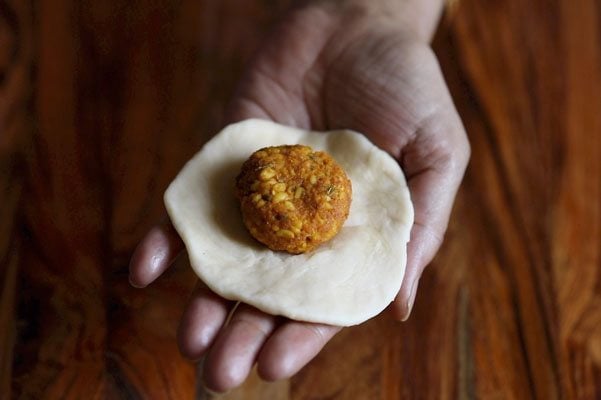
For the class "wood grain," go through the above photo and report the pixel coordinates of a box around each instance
[0,0,32,396]
[1,0,600,398]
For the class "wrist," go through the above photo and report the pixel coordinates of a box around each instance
[292,0,445,43]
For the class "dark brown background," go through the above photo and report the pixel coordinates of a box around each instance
[2,0,600,398]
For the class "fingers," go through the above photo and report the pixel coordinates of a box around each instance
[177,283,233,361]
[182,293,341,392]
[202,305,278,392]
[390,112,470,321]
[129,222,184,288]
[257,322,341,381]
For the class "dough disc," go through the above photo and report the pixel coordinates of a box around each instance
[165,119,414,326]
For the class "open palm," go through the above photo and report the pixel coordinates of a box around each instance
[130,3,469,393]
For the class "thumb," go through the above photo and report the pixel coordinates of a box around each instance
[389,110,470,321]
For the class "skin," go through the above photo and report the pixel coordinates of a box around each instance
[129,0,470,393]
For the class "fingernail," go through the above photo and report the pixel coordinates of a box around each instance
[128,274,143,288]
[200,385,221,397]
[402,279,420,321]
[197,359,226,397]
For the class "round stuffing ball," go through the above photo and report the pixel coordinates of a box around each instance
[235,145,352,254]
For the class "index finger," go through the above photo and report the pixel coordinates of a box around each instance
[129,222,184,288]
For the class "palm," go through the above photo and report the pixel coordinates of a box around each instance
[230,8,469,316]
[130,4,469,393]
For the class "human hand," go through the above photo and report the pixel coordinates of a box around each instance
[130,0,469,393]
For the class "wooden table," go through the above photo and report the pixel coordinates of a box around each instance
[2,0,600,398]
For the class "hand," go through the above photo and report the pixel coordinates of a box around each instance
[130,0,469,393]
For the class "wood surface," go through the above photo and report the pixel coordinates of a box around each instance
[1,0,600,398]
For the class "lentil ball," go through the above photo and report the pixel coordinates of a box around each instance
[235,145,352,253]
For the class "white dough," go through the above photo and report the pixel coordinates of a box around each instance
[164,119,414,326]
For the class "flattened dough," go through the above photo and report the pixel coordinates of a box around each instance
[165,119,414,326]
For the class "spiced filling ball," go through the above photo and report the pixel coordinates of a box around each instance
[235,145,352,254]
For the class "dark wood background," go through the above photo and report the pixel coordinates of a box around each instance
[2,0,600,398]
